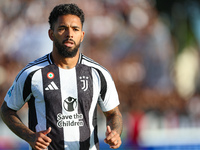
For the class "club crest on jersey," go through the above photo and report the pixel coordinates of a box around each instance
[80,76,89,91]
[63,97,77,112]
[47,72,54,79]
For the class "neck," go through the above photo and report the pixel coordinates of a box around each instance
[51,50,80,69]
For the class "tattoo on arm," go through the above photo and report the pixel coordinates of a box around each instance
[0,101,35,143]
[104,107,123,135]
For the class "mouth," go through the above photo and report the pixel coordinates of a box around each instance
[63,39,74,47]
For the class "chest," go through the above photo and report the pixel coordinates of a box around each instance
[31,65,100,109]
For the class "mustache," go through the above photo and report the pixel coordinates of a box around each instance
[62,39,76,44]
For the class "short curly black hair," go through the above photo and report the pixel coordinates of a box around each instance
[48,3,85,30]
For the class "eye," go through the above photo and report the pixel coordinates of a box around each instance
[58,27,65,31]
[73,28,79,31]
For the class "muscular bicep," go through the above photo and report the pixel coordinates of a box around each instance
[0,101,18,122]
[0,101,34,142]
[1,101,16,115]
[103,106,123,135]
[103,106,121,120]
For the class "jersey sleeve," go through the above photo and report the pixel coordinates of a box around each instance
[97,69,120,112]
[4,70,31,111]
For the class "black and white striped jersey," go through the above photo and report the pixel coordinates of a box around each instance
[5,53,120,150]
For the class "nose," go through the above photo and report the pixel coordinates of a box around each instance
[65,28,73,38]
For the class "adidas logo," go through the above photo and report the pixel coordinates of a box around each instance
[45,81,59,90]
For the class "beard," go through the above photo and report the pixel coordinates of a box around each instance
[54,37,81,58]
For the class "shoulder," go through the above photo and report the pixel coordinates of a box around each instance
[15,53,52,82]
[79,53,111,77]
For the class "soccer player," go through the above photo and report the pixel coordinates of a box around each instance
[0,3,123,150]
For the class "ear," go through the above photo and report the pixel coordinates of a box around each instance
[48,29,54,41]
[81,31,85,42]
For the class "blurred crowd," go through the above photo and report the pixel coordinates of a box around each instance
[0,0,200,148]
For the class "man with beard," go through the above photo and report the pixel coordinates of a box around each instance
[0,3,123,150]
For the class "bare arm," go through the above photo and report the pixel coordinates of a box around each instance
[0,101,35,142]
[103,106,123,149]
[104,106,123,135]
[0,101,51,150]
